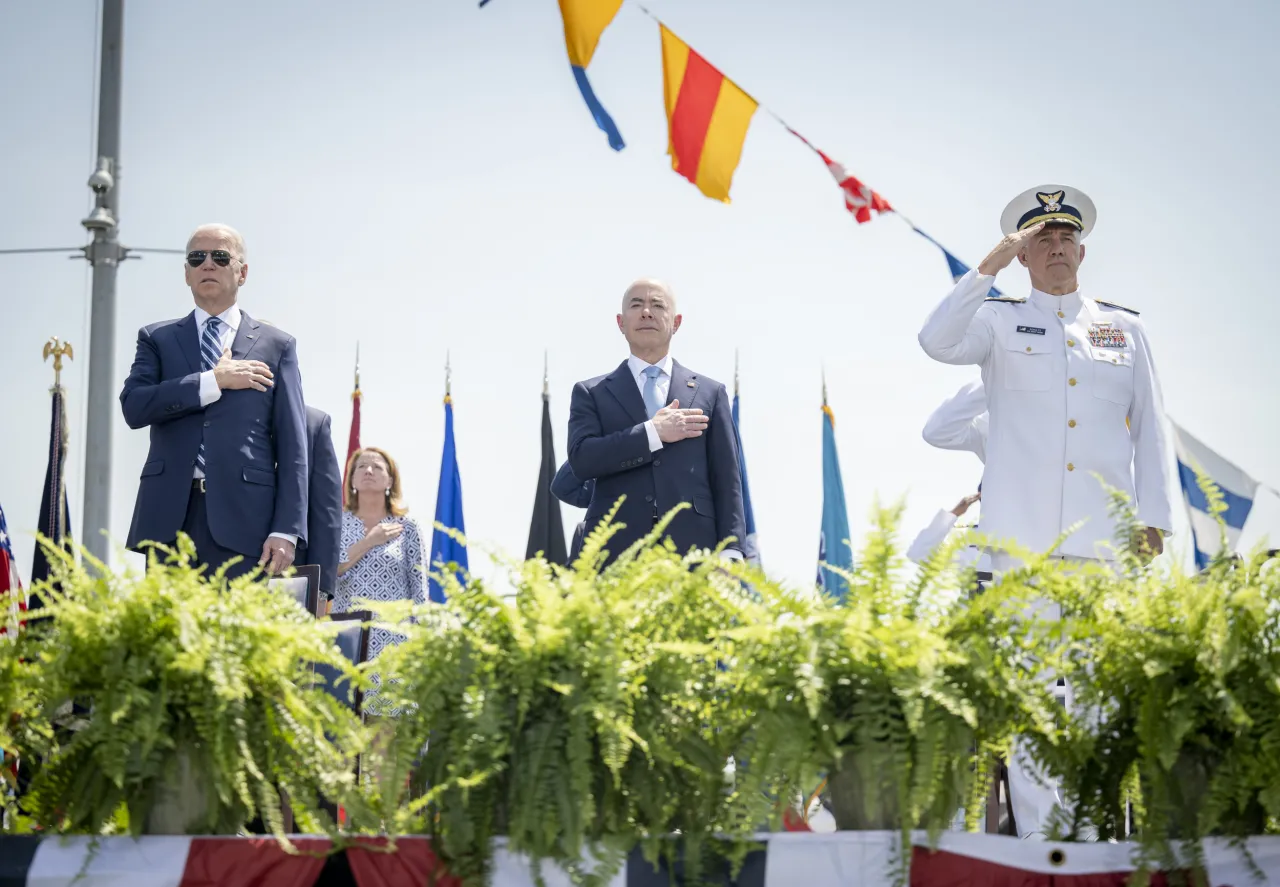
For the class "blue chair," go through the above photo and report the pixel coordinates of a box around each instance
[315,610,371,716]
[268,564,324,618]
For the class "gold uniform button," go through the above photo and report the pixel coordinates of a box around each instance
[1025,346,1032,352]
[1068,419,1077,428]
[1069,377,1077,386]
[1057,311,1065,318]
[1067,339,1076,347]
[1067,463,1075,471]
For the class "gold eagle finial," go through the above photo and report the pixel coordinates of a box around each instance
[42,337,74,389]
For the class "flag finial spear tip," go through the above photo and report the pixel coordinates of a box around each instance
[445,351,452,399]
[821,364,828,407]
[734,349,740,398]
[543,350,549,398]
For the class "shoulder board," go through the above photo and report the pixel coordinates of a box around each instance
[1094,299,1140,316]
[984,296,1026,303]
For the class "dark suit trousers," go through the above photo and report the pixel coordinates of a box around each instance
[182,482,259,580]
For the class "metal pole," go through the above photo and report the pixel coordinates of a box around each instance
[82,0,125,565]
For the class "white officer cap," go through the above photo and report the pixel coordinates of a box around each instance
[1000,184,1097,240]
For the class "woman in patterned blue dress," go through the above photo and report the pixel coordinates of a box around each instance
[334,446,427,716]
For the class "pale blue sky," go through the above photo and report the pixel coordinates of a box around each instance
[2,0,1277,591]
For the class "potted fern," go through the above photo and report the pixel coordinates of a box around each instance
[14,535,369,839]
[1026,482,1280,871]
[354,508,800,886]
[726,503,1060,842]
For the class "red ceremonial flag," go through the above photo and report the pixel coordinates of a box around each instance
[784,125,892,223]
[343,345,362,506]
[0,500,25,635]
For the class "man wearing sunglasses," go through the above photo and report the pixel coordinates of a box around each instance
[119,223,309,579]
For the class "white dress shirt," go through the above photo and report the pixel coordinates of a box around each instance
[627,352,673,452]
[193,304,239,421]
[921,378,989,463]
[918,269,1173,561]
[191,303,296,548]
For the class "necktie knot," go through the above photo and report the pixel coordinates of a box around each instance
[643,365,661,380]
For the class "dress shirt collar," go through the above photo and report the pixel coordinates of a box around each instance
[193,303,242,333]
[627,352,673,379]
[1027,286,1082,319]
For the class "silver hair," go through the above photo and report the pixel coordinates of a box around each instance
[186,223,247,260]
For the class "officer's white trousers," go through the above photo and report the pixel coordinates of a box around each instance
[989,552,1103,840]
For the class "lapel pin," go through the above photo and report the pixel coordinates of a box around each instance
[687,380,696,388]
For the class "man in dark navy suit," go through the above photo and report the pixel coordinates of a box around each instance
[567,278,745,565]
[119,224,308,578]
[296,406,343,597]
[551,460,593,560]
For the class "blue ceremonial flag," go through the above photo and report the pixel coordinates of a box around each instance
[429,394,468,603]
[1172,420,1259,570]
[817,402,852,601]
[731,388,759,564]
[913,227,1003,296]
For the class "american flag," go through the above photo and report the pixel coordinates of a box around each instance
[0,501,25,635]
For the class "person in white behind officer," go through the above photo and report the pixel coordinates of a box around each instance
[907,379,990,572]
[917,185,1172,569]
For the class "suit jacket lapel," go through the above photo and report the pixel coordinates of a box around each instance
[669,360,698,411]
[174,311,200,374]
[231,311,262,361]
[604,360,649,427]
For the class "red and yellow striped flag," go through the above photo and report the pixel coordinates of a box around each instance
[660,24,757,203]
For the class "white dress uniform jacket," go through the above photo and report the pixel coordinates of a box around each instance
[917,269,1173,561]
[922,378,989,463]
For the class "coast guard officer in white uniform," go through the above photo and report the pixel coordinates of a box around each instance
[917,185,1173,568]
[917,186,1174,839]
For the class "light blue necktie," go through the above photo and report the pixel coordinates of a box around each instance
[641,365,664,419]
[195,316,221,473]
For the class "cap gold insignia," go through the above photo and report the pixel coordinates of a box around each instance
[1037,190,1064,213]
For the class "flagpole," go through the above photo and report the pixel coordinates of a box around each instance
[43,338,74,548]
[81,0,125,567]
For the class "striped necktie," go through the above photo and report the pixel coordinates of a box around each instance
[195,316,222,473]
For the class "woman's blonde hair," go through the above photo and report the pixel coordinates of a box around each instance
[345,446,408,516]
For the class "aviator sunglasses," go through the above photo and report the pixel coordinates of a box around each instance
[186,249,235,268]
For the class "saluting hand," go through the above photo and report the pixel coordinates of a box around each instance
[950,492,981,517]
[652,399,710,443]
[977,221,1045,276]
[214,347,274,392]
